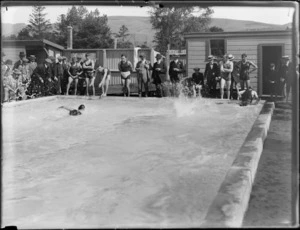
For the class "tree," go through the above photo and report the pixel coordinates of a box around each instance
[27,5,52,39]
[114,25,133,48]
[116,25,130,43]
[54,6,114,48]
[209,26,224,32]
[149,6,213,55]
[17,27,33,40]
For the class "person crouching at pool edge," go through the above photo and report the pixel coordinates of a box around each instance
[3,69,22,102]
[97,65,111,97]
[118,54,133,97]
[238,86,260,106]
[82,53,95,96]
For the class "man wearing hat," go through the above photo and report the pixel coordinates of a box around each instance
[279,55,293,102]
[13,51,26,71]
[31,58,52,96]
[28,55,37,79]
[53,56,65,95]
[169,54,184,96]
[204,55,220,98]
[237,53,257,90]
[152,53,166,97]
[3,69,22,102]
[135,53,151,97]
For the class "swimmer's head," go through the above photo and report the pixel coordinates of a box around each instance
[78,104,85,110]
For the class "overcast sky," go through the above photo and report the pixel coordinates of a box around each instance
[1,5,294,25]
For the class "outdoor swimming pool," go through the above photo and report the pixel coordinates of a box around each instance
[2,96,264,228]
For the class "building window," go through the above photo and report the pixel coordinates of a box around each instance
[210,39,225,58]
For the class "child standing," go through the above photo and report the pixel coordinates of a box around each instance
[268,63,279,101]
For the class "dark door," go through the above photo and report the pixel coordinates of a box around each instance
[262,46,282,94]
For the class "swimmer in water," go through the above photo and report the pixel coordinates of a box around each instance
[58,104,85,116]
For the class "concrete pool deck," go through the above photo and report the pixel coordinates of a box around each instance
[1,96,274,228]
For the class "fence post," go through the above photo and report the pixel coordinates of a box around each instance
[150,48,155,66]
[166,44,170,81]
[103,49,107,67]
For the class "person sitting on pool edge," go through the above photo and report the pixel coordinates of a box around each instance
[58,104,85,116]
[238,87,260,106]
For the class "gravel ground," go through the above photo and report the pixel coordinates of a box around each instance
[243,101,294,227]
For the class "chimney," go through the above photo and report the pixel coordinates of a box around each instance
[67,26,73,49]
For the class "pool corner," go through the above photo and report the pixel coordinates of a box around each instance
[201,101,275,228]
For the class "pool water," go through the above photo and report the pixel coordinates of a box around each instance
[2,97,263,228]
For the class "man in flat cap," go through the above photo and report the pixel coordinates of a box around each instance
[52,56,65,95]
[279,55,293,102]
[30,58,52,96]
[13,51,26,71]
[28,55,37,79]
[152,53,166,97]
[204,55,220,98]
[135,53,151,97]
[169,54,184,97]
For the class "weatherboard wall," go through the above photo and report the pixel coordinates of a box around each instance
[185,31,292,95]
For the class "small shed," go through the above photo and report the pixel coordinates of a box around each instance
[184,30,293,96]
[2,39,64,64]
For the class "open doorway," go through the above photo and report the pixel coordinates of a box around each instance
[262,45,283,95]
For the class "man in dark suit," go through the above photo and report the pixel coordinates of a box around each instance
[13,51,26,70]
[152,53,166,97]
[32,58,52,96]
[169,54,184,97]
[279,55,293,102]
[204,55,220,98]
[53,56,65,95]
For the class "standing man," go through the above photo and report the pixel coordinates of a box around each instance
[279,55,293,102]
[28,55,37,79]
[169,54,184,97]
[204,55,220,98]
[13,51,26,70]
[118,54,133,97]
[32,58,52,96]
[152,53,166,97]
[237,53,257,90]
[135,53,151,97]
[54,56,64,95]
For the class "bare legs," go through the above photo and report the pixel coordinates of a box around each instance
[220,79,231,99]
[66,77,78,96]
[86,77,95,96]
[121,78,131,97]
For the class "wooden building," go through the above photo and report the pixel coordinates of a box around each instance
[2,39,64,64]
[184,30,293,96]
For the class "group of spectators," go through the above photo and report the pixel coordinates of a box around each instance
[1,50,293,103]
[1,52,111,102]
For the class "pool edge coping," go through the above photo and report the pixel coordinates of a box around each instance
[200,101,275,228]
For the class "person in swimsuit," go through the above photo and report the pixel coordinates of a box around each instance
[97,65,111,97]
[118,54,133,97]
[82,53,95,96]
[238,87,260,106]
[220,54,234,100]
[237,53,257,90]
[58,104,85,116]
[66,57,83,95]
